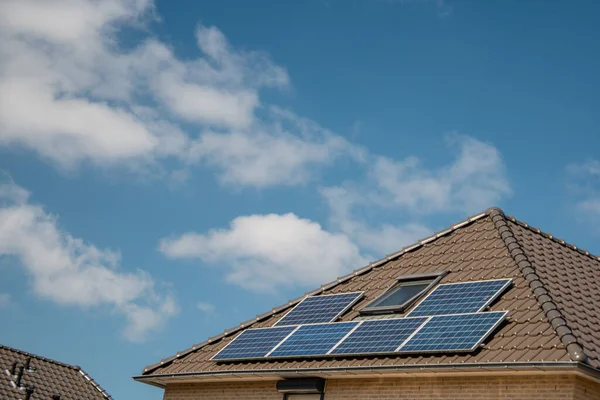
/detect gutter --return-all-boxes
[133,361,600,388]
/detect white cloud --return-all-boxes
[568,160,600,218]
[0,174,176,341]
[320,135,510,254]
[321,186,431,255]
[569,160,600,177]
[190,109,363,187]
[159,213,368,292]
[155,75,258,129]
[0,293,10,308]
[0,0,309,176]
[0,0,388,188]
[0,0,362,186]
[197,301,216,313]
[370,134,510,213]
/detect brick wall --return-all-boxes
[164,381,280,400]
[163,375,600,400]
[574,376,600,400]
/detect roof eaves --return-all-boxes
[487,207,588,364]
[141,211,488,375]
[135,361,596,385]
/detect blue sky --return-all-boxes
[0,0,599,398]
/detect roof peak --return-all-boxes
[487,208,587,363]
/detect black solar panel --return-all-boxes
[212,325,296,360]
[407,279,511,317]
[275,292,363,326]
[268,322,359,357]
[330,317,428,355]
[399,311,507,352]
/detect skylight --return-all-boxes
[360,272,445,315]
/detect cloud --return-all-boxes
[321,186,431,255]
[197,302,216,313]
[0,174,176,341]
[0,0,293,172]
[320,135,510,253]
[567,160,600,219]
[159,213,368,292]
[0,0,358,187]
[569,160,600,177]
[0,293,10,308]
[0,0,370,186]
[189,108,364,187]
[370,134,510,213]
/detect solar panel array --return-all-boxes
[407,279,511,317]
[400,311,508,352]
[212,279,511,361]
[275,292,363,326]
[330,317,428,355]
[269,322,358,357]
[213,311,506,360]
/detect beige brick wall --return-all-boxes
[164,381,281,400]
[574,376,600,400]
[163,375,600,400]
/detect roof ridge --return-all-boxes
[0,344,79,371]
[486,207,588,364]
[0,344,113,399]
[141,210,489,375]
[505,214,600,264]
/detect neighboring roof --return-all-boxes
[0,344,111,400]
[138,207,600,383]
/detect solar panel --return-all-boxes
[406,279,511,317]
[330,317,428,355]
[212,325,297,360]
[268,322,359,357]
[399,311,507,353]
[275,292,363,326]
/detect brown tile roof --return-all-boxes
[0,345,111,400]
[139,207,600,380]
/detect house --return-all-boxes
[135,208,600,400]
[0,344,111,400]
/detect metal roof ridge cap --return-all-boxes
[77,368,113,399]
[141,209,490,375]
[487,207,588,364]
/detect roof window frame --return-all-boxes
[360,271,447,315]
